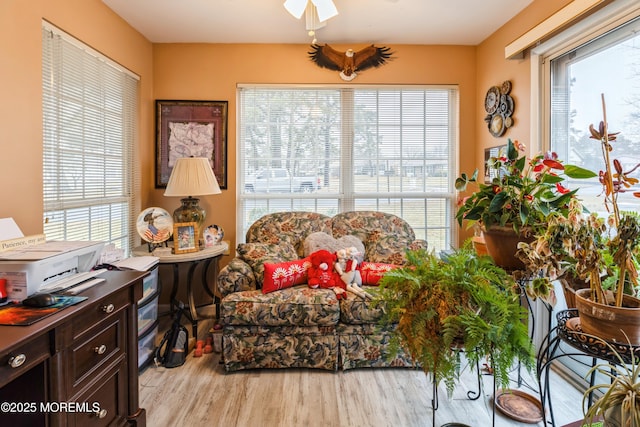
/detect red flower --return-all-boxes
[556,183,570,194]
[543,158,564,170]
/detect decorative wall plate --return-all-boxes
[137,207,173,243]
[484,80,515,137]
[484,86,500,114]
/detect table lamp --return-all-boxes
[164,157,221,231]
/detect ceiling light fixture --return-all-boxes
[284,0,338,42]
[284,0,338,22]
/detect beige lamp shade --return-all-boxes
[164,157,221,197]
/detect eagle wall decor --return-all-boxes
[308,44,393,81]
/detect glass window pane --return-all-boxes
[239,86,457,254]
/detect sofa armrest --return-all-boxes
[217,258,257,297]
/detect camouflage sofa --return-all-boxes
[217,211,428,372]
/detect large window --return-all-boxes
[549,15,640,218]
[539,4,640,382]
[42,22,139,254]
[237,86,458,252]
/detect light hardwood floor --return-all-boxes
[139,309,587,427]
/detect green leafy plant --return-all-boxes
[455,139,595,234]
[518,95,640,307]
[583,337,640,427]
[374,244,534,395]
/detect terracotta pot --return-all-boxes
[575,288,640,345]
[559,274,590,309]
[482,225,533,271]
[471,235,488,257]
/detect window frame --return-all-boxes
[236,84,459,250]
[531,0,640,382]
[41,21,140,254]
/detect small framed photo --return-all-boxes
[484,145,506,184]
[173,222,199,254]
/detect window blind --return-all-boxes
[42,22,139,254]
[238,85,458,252]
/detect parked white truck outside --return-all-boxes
[244,168,321,193]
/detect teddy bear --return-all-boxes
[335,246,370,300]
[307,249,347,300]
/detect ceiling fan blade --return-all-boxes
[283,0,308,20]
[311,0,338,22]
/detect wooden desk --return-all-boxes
[0,270,147,426]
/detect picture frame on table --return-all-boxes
[484,145,506,184]
[173,222,199,254]
[155,100,228,189]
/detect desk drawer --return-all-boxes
[72,289,129,339]
[68,312,125,394]
[67,358,128,427]
[0,333,50,387]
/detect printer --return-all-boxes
[0,240,104,302]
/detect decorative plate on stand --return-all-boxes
[203,224,224,248]
[136,207,173,243]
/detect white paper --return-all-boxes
[113,256,159,271]
[0,218,24,240]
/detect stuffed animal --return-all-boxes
[346,246,363,286]
[307,249,347,300]
[335,247,370,300]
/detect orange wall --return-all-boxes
[151,43,477,254]
[476,0,573,165]
[466,0,573,242]
[0,0,154,236]
[0,0,576,252]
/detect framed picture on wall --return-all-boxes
[173,222,199,254]
[155,100,228,189]
[484,145,506,184]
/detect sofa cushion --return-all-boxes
[303,232,365,258]
[262,258,311,294]
[331,211,427,264]
[359,262,398,285]
[245,212,333,257]
[221,286,341,327]
[365,235,429,264]
[237,242,298,288]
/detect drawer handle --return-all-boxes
[8,354,26,368]
[102,303,115,314]
[94,345,107,355]
[95,409,108,419]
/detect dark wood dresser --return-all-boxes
[0,270,147,427]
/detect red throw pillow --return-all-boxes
[359,262,398,285]
[262,258,311,294]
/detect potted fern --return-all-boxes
[374,244,534,395]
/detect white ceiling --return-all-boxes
[102,0,534,45]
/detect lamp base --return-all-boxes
[172,197,206,231]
